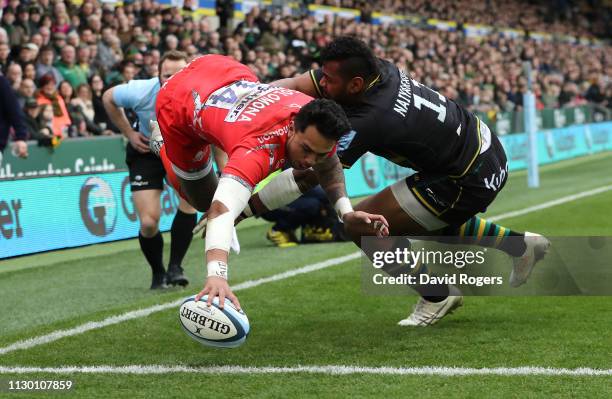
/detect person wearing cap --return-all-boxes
[51,31,67,53]
[28,6,42,33]
[1,7,27,47]
[15,5,33,38]
[0,74,28,165]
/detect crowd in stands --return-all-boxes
[0,0,610,142]
[313,0,611,39]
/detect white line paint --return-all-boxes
[0,365,610,377]
[1,184,611,356]
[0,253,360,356]
[488,184,612,222]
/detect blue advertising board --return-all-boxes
[1,122,610,258]
[0,172,181,259]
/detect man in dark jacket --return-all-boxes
[0,74,28,165]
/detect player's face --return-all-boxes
[159,59,187,86]
[319,61,348,101]
[320,61,364,103]
[287,125,336,170]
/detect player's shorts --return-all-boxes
[391,121,508,231]
[156,85,214,181]
[125,143,166,192]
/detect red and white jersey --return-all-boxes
[156,55,313,188]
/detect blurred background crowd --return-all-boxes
[0,0,610,142]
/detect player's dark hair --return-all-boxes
[294,99,351,141]
[321,36,380,80]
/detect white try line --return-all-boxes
[1,183,611,356]
[0,365,610,377]
[0,253,361,356]
[488,184,612,222]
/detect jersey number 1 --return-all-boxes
[412,79,447,123]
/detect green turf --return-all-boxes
[0,153,611,397]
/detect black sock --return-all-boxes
[139,231,165,275]
[382,260,449,303]
[169,210,196,268]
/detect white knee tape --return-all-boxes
[258,168,301,211]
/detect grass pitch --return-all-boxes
[0,153,611,398]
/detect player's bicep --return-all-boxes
[271,71,320,98]
[111,82,139,109]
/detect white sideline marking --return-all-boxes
[0,365,610,377]
[1,184,611,356]
[0,253,360,356]
[488,184,612,222]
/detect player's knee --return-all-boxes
[139,214,160,236]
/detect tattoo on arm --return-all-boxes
[313,154,347,204]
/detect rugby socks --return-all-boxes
[441,217,527,257]
[169,209,197,268]
[138,231,165,276]
[407,262,449,303]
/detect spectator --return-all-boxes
[0,74,28,163]
[37,103,56,139]
[96,27,118,72]
[55,45,88,88]
[23,98,53,142]
[36,73,71,138]
[51,32,67,53]
[0,41,10,73]
[71,83,113,136]
[5,62,22,91]
[35,46,63,84]
[22,62,36,81]
[16,77,36,108]
[2,8,26,47]
[90,74,115,132]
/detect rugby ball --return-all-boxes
[179,295,250,348]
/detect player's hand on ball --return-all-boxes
[196,276,241,311]
[343,211,389,237]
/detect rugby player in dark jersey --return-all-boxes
[241,37,550,326]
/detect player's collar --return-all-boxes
[365,74,381,92]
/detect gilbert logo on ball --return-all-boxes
[179,295,250,348]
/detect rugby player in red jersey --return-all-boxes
[151,54,389,310]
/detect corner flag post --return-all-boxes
[523,61,540,188]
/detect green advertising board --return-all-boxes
[0,136,127,180]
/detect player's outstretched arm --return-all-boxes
[194,176,252,311]
[271,71,320,98]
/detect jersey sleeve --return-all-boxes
[309,69,324,98]
[112,79,155,110]
[222,144,279,190]
[336,112,377,168]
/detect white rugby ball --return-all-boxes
[179,295,250,348]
